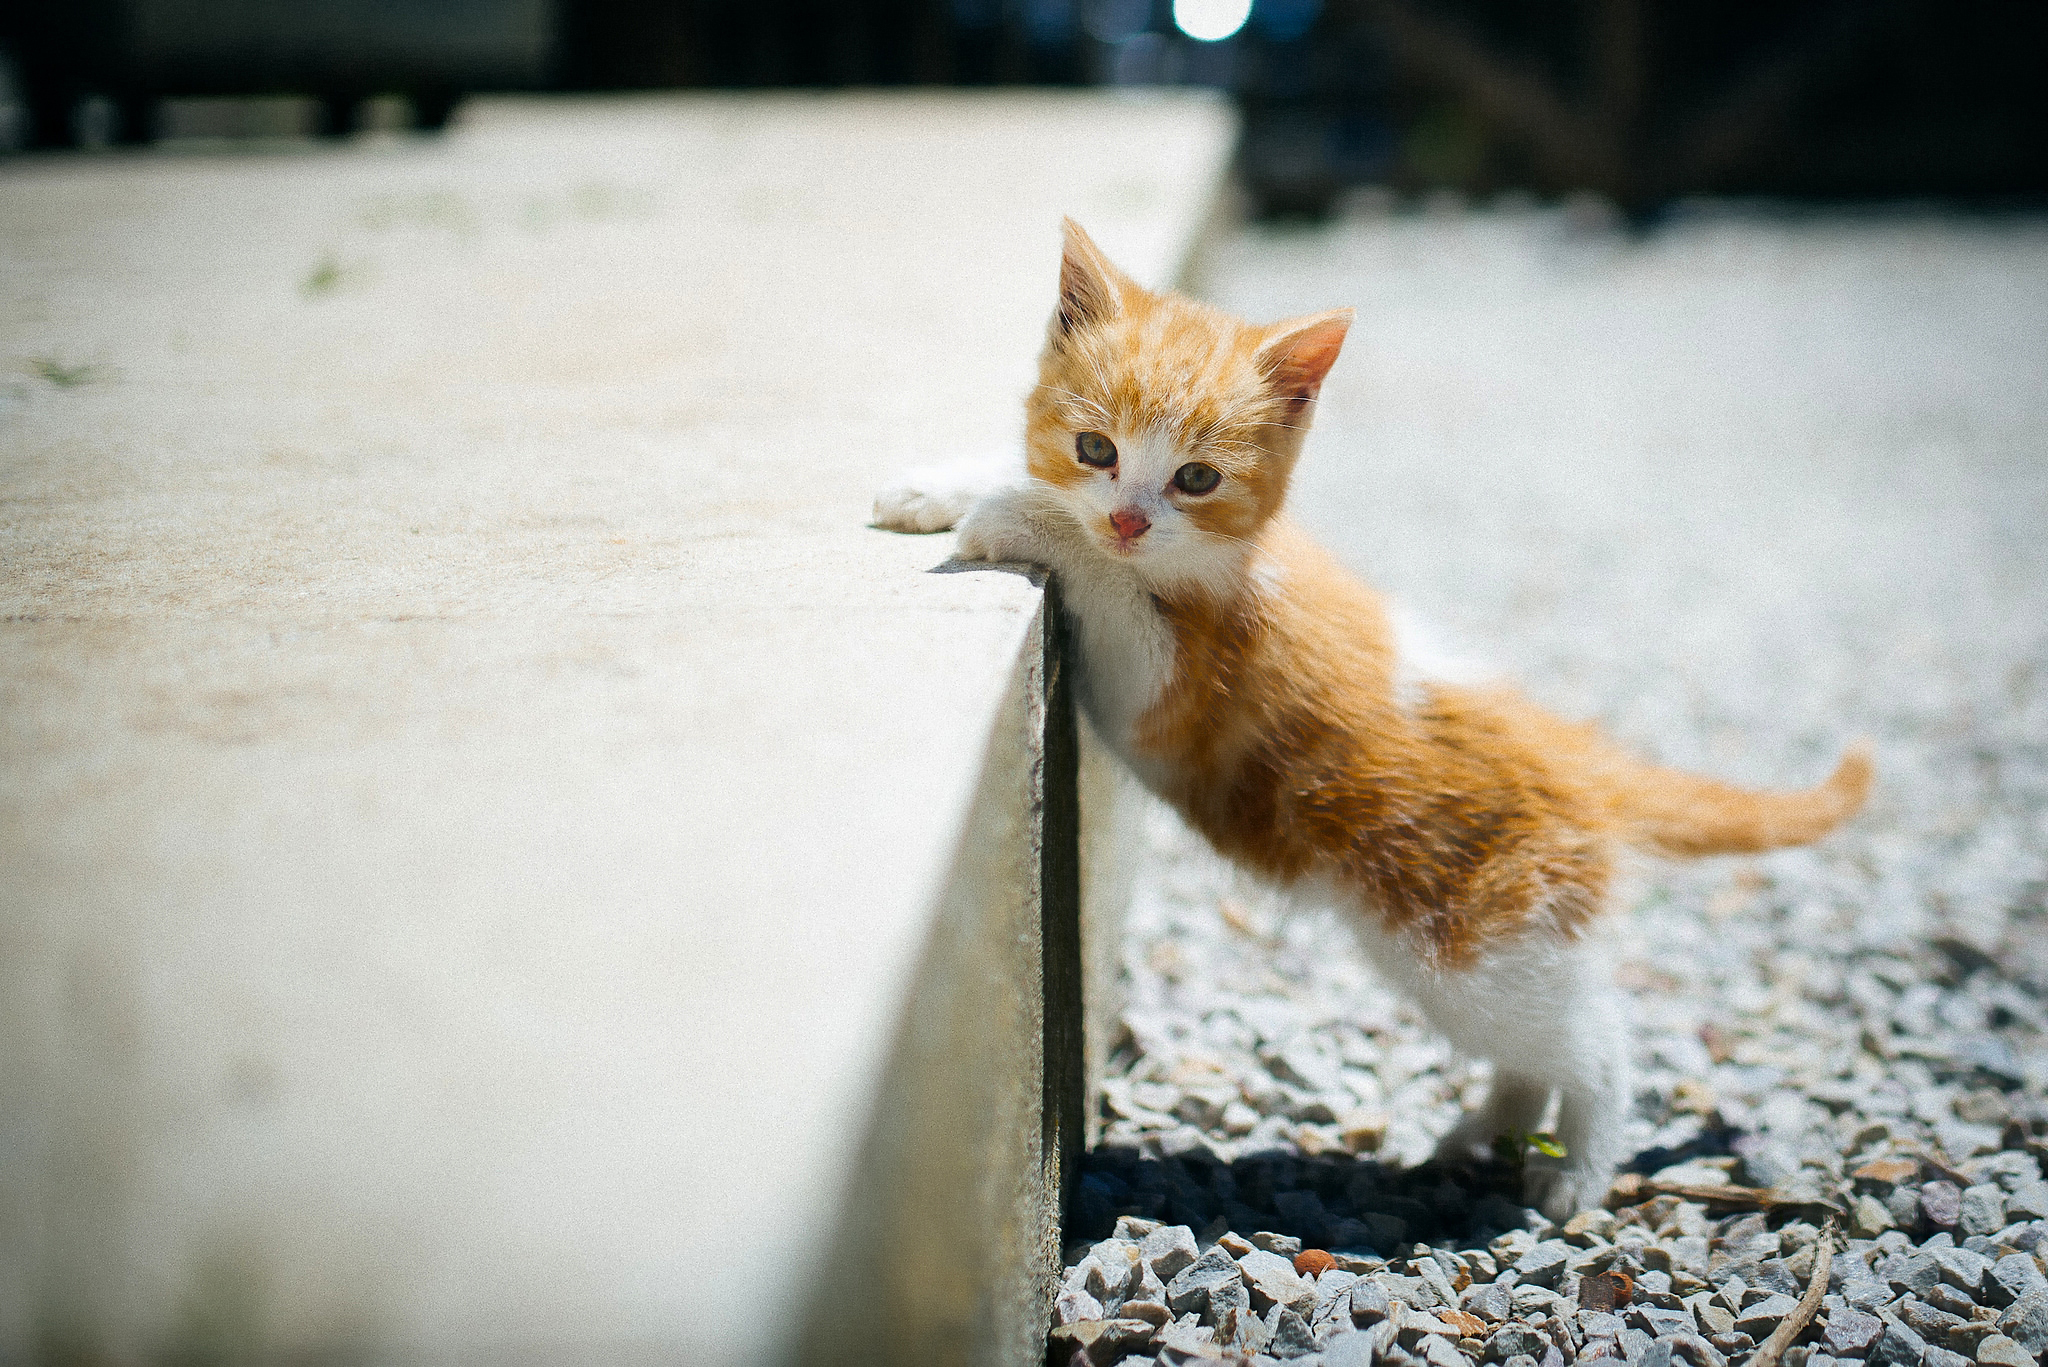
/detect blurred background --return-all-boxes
[3,0,2045,219]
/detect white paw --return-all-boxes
[872,475,975,534]
[1526,1161,1618,1221]
[871,450,1017,534]
[953,486,1042,564]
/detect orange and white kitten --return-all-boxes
[875,220,1872,1217]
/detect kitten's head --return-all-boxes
[1025,218,1350,594]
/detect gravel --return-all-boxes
[1051,202,2048,1366]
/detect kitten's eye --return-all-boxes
[1173,462,1222,495]
[1076,431,1117,469]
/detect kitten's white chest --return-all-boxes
[1057,569,1174,786]
[936,475,1176,782]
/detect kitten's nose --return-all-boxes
[1109,508,1151,541]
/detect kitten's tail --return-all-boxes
[1599,741,1874,857]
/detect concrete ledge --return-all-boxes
[0,92,1232,1362]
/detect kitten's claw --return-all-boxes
[871,451,1018,534]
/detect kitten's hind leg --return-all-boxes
[871,449,1020,533]
[1407,939,1633,1219]
[1518,989,1633,1222]
[1432,1072,1551,1164]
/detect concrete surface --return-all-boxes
[0,91,1233,1364]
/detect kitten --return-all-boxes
[874,220,1871,1218]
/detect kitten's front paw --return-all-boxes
[872,473,975,534]
[871,451,1016,534]
[953,487,1041,564]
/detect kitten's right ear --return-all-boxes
[1054,218,1128,338]
[1257,308,1354,405]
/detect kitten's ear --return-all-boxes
[1257,308,1354,404]
[1054,217,1129,337]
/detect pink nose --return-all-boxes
[1109,508,1151,541]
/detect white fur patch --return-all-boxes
[1249,551,1288,600]
[1385,600,1498,710]
[1060,564,1175,780]
[1417,937,1631,1219]
[871,449,1019,533]
[1309,874,1633,1219]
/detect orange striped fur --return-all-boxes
[1133,520,1871,967]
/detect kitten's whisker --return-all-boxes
[1039,385,1111,423]
[1190,526,1268,557]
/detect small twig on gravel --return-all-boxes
[1606,1172,1842,1215]
[1748,1216,1837,1367]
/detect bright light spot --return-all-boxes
[1172,0,1252,42]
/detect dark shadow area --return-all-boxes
[0,0,544,148]
[1072,1145,1541,1252]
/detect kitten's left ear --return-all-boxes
[1257,308,1354,404]
[1054,217,1134,338]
